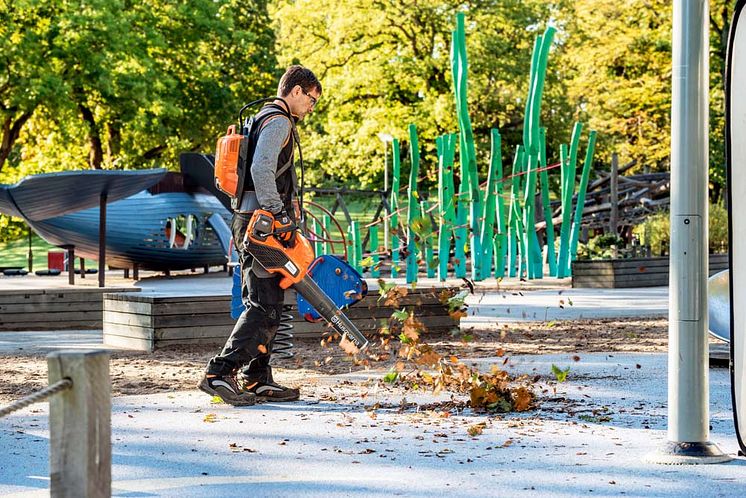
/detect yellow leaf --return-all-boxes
[203,413,217,423]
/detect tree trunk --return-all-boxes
[107,120,121,166]
[78,103,103,169]
[0,111,33,175]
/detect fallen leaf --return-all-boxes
[339,336,360,355]
[257,344,268,354]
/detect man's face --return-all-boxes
[288,85,321,121]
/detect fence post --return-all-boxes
[48,350,111,498]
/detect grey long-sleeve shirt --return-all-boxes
[250,115,292,214]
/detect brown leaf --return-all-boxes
[512,387,533,412]
[449,355,459,363]
[496,348,506,357]
[339,336,359,355]
[257,344,268,354]
[467,424,484,437]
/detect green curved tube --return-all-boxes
[479,129,501,278]
[539,127,557,276]
[390,138,401,278]
[569,130,598,266]
[406,124,420,283]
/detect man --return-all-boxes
[200,65,321,406]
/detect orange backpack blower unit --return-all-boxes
[243,210,369,351]
[214,125,249,197]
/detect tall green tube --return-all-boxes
[556,142,573,278]
[369,224,380,278]
[569,130,598,268]
[452,13,482,280]
[437,133,457,281]
[406,124,420,284]
[538,127,557,276]
[507,146,524,277]
[479,129,501,278]
[390,138,401,278]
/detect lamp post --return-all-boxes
[377,132,394,252]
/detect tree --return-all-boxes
[0,0,279,180]
[0,0,65,174]
[270,0,560,189]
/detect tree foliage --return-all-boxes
[0,0,278,183]
[271,0,563,189]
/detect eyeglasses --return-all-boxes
[302,89,318,107]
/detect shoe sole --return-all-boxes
[198,379,256,406]
[254,394,300,403]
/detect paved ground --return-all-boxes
[1,276,742,497]
[462,287,669,327]
[1,352,743,497]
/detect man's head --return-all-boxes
[277,65,322,121]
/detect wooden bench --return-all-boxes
[103,286,460,351]
[0,287,139,331]
[572,254,729,288]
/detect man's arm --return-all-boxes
[251,116,292,214]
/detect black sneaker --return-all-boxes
[241,379,300,402]
[199,374,256,406]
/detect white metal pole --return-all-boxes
[649,0,730,464]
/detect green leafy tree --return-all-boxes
[270,0,562,189]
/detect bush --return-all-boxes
[632,203,729,255]
[577,233,625,260]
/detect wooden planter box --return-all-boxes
[572,253,729,288]
[103,286,459,351]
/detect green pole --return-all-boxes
[322,215,331,255]
[406,124,420,283]
[312,219,323,257]
[507,146,524,277]
[539,127,557,276]
[391,138,401,278]
[569,130,598,266]
[351,221,363,273]
[437,134,457,281]
[479,129,501,278]
[369,224,380,278]
[556,141,573,278]
[421,200,436,278]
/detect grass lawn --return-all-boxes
[0,235,97,271]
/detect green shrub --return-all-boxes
[632,203,729,255]
[577,233,625,260]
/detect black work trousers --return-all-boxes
[206,212,284,382]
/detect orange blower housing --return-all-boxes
[243,209,316,289]
[242,210,369,350]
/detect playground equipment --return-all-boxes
[707,270,730,342]
[370,14,598,283]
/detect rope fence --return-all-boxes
[0,378,72,418]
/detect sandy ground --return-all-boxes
[0,317,670,405]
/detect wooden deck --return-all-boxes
[0,286,140,331]
[103,286,460,351]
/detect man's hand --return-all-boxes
[273,211,297,245]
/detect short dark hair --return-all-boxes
[278,65,322,97]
